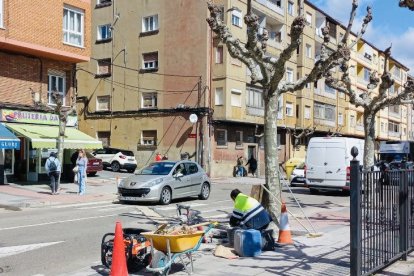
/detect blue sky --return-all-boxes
[309,0,414,73]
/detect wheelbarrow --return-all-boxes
[142,222,215,276]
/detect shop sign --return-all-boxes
[0,109,77,127]
[0,140,20,149]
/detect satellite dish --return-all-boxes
[189,114,198,124]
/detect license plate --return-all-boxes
[128,158,134,161]
[119,196,140,201]
[296,177,305,181]
[93,162,100,165]
[309,179,323,183]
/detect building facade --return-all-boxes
[0,0,97,182]
[77,0,410,178]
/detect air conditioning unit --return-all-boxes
[364,52,372,60]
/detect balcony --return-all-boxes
[389,111,401,119]
[357,52,372,64]
[357,77,369,86]
[314,118,336,127]
[388,131,401,138]
[356,124,364,132]
[256,0,284,16]
[267,38,283,50]
[247,106,265,117]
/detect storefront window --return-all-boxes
[4,149,14,174]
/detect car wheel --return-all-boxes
[309,188,319,195]
[88,172,97,177]
[111,162,120,172]
[159,187,172,205]
[198,182,210,200]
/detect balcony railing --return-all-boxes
[388,131,401,138]
[255,0,284,16]
[314,118,336,127]
[247,106,265,117]
[267,39,283,50]
[356,124,364,132]
[389,110,401,118]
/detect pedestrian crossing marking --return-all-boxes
[0,241,64,259]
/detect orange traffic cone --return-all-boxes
[111,221,128,276]
[276,202,293,246]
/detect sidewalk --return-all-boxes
[2,177,414,275]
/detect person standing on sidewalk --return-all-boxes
[76,149,88,195]
[45,152,61,195]
[246,155,257,176]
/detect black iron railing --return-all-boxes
[350,153,414,276]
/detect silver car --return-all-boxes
[117,161,211,205]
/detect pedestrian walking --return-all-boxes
[162,154,168,160]
[246,155,258,176]
[76,149,88,195]
[236,156,245,177]
[155,152,162,161]
[45,152,61,195]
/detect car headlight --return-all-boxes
[144,178,164,188]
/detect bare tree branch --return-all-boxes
[375,78,414,111]
[400,0,414,10]
[342,0,358,44]
[348,6,373,49]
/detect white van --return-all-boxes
[305,137,364,193]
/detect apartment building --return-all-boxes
[0,0,97,183]
[77,0,410,177]
[76,0,211,170]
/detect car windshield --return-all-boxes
[137,162,175,175]
[121,150,134,156]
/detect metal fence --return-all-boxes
[350,158,414,276]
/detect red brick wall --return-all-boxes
[0,0,91,59]
[0,51,74,106]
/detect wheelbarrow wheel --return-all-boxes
[151,251,170,276]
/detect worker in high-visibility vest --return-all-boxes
[229,189,271,229]
[229,189,277,249]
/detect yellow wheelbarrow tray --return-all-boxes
[143,223,215,275]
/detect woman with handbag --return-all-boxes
[75,149,88,195]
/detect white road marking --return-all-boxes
[0,241,64,259]
[49,201,114,209]
[0,214,118,231]
[77,204,120,210]
[97,206,131,212]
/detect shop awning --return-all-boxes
[0,124,20,149]
[6,123,102,150]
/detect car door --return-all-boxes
[94,149,110,166]
[170,163,191,198]
[185,162,203,196]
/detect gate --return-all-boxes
[350,150,414,275]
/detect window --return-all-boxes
[216,46,223,64]
[305,12,312,26]
[389,85,395,94]
[186,163,198,174]
[231,10,242,27]
[269,31,282,43]
[96,96,110,111]
[314,102,335,121]
[390,105,400,114]
[236,131,243,147]
[277,95,283,119]
[97,0,112,4]
[48,73,66,105]
[142,15,159,32]
[394,67,401,79]
[304,106,311,119]
[305,44,312,58]
[97,24,112,41]
[0,0,3,28]
[325,84,336,94]
[217,129,227,146]
[363,68,371,82]
[247,86,264,108]
[350,115,355,127]
[381,122,384,132]
[141,130,157,146]
[338,113,344,125]
[142,52,158,70]
[231,89,242,107]
[142,92,157,108]
[63,6,84,47]
[215,87,224,106]
[288,1,294,16]
[285,102,294,117]
[286,68,294,82]
[97,58,111,76]
[388,122,400,134]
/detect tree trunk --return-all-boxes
[261,92,281,226]
[56,113,67,186]
[363,111,376,169]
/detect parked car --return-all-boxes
[86,152,103,176]
[71,151,103,176]
[92,147,137,173]
[117,160,211,205]
[290,162,306,187]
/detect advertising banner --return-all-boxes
[0,109,77,127]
